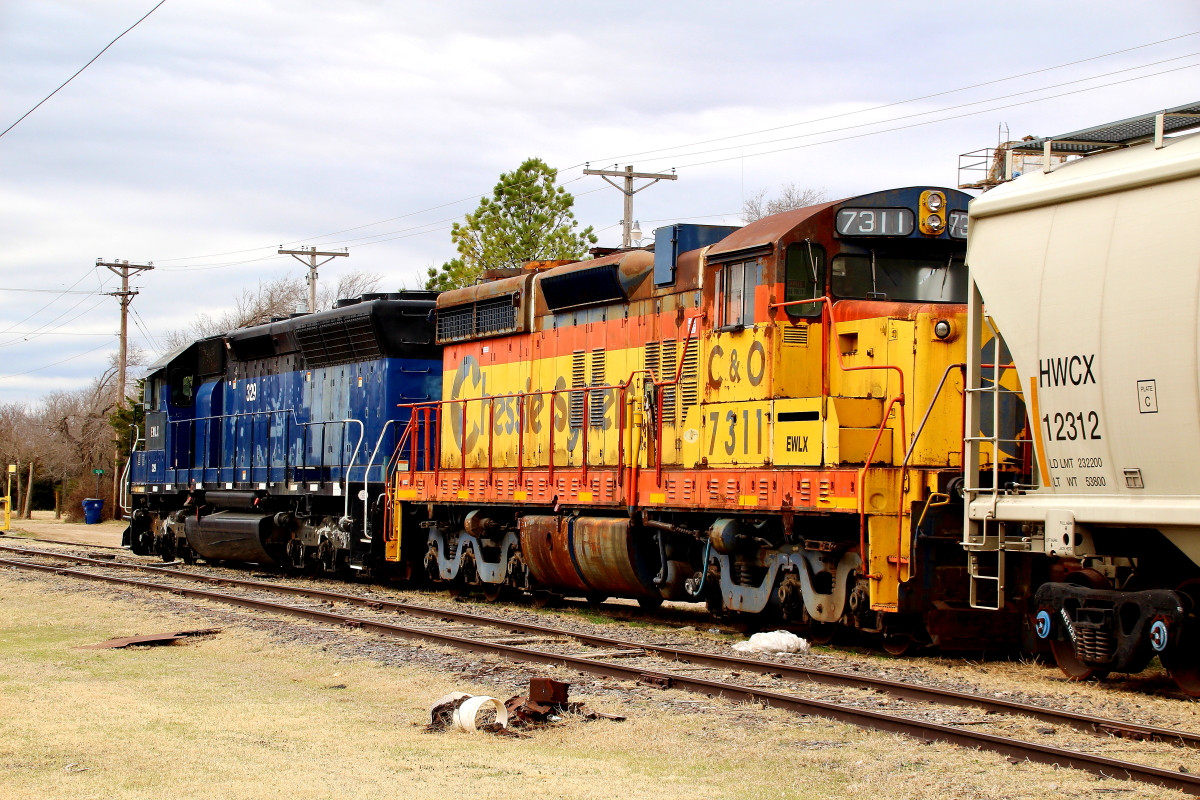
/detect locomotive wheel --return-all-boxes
[637,597,664,611]
[531,590,556,609]
[1050,637,1108,682]
[807,622,840,646]
[482,584,506,603]
[881,634,917,657]
[1162,579,1200,697]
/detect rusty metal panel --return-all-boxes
[571,517,657,598]
[705,202,838,262]
[519,515,589,593]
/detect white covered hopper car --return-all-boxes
[963,102,1200,694]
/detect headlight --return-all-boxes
[934,320,952,339]
[926,193,943,211]
[926,214,944,231]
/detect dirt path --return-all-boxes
[2,509,123,548]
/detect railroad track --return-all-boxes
[2,542,1199,795]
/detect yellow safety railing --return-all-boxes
[1,464,14,532]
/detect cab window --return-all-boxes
[718,259,760,328]
[831,253,966,303]
[784,242,826,318]
[169,368,195,407]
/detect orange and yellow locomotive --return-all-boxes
[389,186,1030,651]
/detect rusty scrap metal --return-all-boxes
[78,628,220,649]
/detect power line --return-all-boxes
[590,31,1200,164]
[0,338,117,380]
[635,52,1200,166]
[0,268,107,336]
[150,174,590,266]
[671,60,1200,171]
[0,295,110,348]
[0,287,102,294]
[0,330,117,337]
[152,184,607,273]
[0,0,169,141]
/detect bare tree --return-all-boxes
[743,183,830,223]
[164,270,386,349]
[318,270,385,310]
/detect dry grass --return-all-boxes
[0,572,1191,800]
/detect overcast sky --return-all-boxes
[1,0,1197,402]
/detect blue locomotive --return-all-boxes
[126,292,440,576]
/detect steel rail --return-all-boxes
[2,542,1198,748]
[2,555,1197,795]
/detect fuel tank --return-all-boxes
[519,516,661,599]
[184,511,288,565]
[201,491,262,510]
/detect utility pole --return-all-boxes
[583,164,678,248]
[97,259,154,414]
[97,258,154,519]
[278,246,349,313]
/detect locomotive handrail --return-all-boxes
[358,417,400,542]
[393,312,702,507]
[150,408,373,491]
[120,423,141,514]
[396,378,641,482]
[340,418,365,520]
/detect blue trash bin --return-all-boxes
[82,498,104,525]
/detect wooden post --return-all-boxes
[21,462,33,519]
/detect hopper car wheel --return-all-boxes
[881,634,917,657]
[585,594,609,607]
[1162,579,1200,697]
[1050,637,1108,682]
[531,590,557,609]
[807,622,840,646]
[1165,658,1200,697]
[446,584,465,599]
[482,584,506,603]
[637,597,664,612]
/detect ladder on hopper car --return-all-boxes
[961,281,1035,610]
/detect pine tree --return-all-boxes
[425,158,596,290]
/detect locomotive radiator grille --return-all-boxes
[680,339,699,410]
[570,351,586,430]
[661,339,677,426]
[589,348,606,427]
[435,295,518,343]
[296,313,382,368]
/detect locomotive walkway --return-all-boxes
[2,541,1199,795]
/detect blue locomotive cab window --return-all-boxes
[784,243,825,318]
[831,254,966,303]
[169,368,195,407]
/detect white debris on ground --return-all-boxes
[731,630,810,655]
